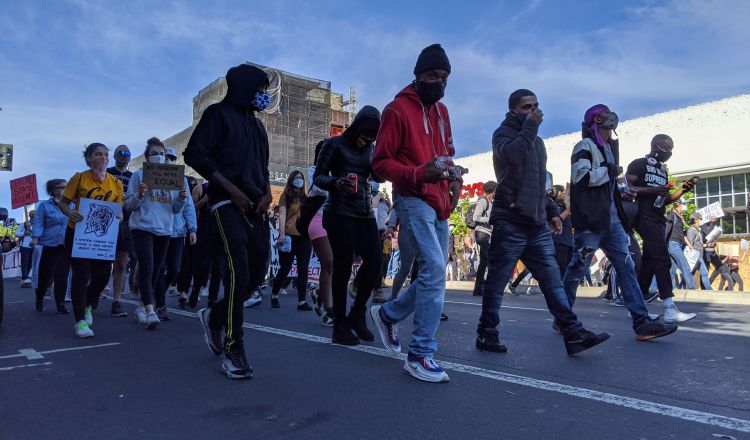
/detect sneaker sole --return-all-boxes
[403,362,450,383]
[76,332,94,339]
[565,333,611,355]
[197,309,223,356]
[222,365,253,380]
[331,337,360,346]
[636,325,678,341]
[147,320,160,330]
[368,306,401,354]
[111,313,128,318]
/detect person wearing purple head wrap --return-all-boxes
[564,104,679,342]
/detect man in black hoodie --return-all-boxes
[475,89,609,356]
[184,64,272,380]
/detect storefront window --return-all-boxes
[734,213,748,234]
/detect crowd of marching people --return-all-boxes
[7,44,748,383]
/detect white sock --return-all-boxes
[663,297,674,307]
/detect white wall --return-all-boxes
[455,94,750,186]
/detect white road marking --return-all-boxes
[444,300,548,312]
[115,298,750,433]
[0,362,52,372]
[0,343,121,361]
[18,348,44,360]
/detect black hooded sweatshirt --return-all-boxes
[184,64,270,207]
[313,105,381,218]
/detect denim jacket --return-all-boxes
[31,198,68,246]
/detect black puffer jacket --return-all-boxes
[490,114,559,226]
[313,106,381,218]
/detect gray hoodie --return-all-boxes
[125,169,186,236]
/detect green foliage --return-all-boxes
[0,223,19,238]
[449,198,471,248]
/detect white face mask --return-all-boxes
[680,205,688,212]
[148,154,165,164]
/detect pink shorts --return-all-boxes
[308,212,327,240]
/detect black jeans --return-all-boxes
[208,205,269,352]
[554,244,572,279]
[323,212,381,320]
[66,228,112,322]
[20,246,33,279]
[272,234,312,301]
[190,214,215,301]
[155,237,185,308]
[177,237,193,293]
[36,245,70,305]
[472,231,491,295]
[635,215,673,300]
[131,229,170,307]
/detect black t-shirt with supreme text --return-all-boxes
[627,157,669,218]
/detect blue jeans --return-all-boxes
[387,248,400,278]
[668,241,696,289]
[381,197,448,357]
[390,196,417,298]
[563,221,649,329]
[694,257,712,290]
[477,218,581,337]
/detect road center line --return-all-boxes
[0,343,121,361]
[115,297,750,433]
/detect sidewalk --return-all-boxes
[444,281,750,306]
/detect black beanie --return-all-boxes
[414,44,451,76]
[508,89,536,110]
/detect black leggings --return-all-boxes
[554,244,572,279]
[131,229,170,307]
[273,234,312,301]
[66,228,112,322]
[20,246,33,280]
[323,212,381,320]
[155,237,185,307]
[36,245,70,306]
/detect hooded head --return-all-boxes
[343,105,381,148]
[223,64,270,111]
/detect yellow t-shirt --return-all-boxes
[284,199,302,236]
[63,170,124,229]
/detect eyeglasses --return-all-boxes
[116,150,131,156]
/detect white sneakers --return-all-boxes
[244,291,263,308]
[134,306,147,324]
[74,321,94,338]
[663,304,697,323]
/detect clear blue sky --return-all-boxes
[1,0,749,219]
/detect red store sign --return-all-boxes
[460,182,486,199]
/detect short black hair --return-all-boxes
[45,179,66,197]
[483,181,497,193]
[508,89,536,110]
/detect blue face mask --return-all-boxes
[292,178,304,189]
[371,182,380,192]
[252,91,271,111]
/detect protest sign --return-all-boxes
[684,248,701,272]
[10,174,38,209]
[2,247,21,278]
[143,163,185,191]
[696,202,724,225]
[741,239,748,252]
[71,198,121,261]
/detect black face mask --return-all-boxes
[654,150,672,162]
[415,81,445,106]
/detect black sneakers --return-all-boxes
[56,303,69,314]
[635,318,678,341]
[564,328,610,355]
[271,297,280,308]
[110,301,128,318]
[222,348,253,380]
[475,334,508,353]
[297,302,313,311]
[332,320,360,346]
[197,308,223,356]
[156,306,170,321]
[348,312,374,342]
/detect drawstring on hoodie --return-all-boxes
[421,103,448,157]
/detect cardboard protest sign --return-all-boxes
[143,163,185,191]
[71,198,121,261]
[10,174,38,209]
[696,202,724,225]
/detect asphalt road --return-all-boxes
[1,278,748,440]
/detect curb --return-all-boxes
[444,281,750,306]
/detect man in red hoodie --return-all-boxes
[369,44,462,383]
